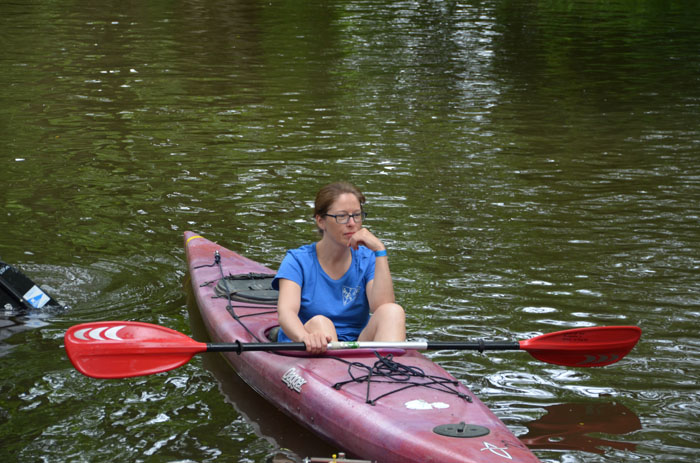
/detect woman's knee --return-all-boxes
[370,303,406,341]
[305,315,337,338]
[375,303,405,322]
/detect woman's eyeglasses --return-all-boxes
[324,211,368,224]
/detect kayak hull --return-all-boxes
[184,232,540,463]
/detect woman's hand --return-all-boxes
[347,227,385,253]
[301,331,331,354]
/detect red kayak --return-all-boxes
[184,231,541,463]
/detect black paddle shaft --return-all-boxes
[207,341,307,354]
[427,341,521,352]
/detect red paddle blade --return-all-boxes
[64,321,207,379]
[519,326,642,367]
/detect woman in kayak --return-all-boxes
[273,182,406,354]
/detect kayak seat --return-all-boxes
[214,273,278,305]
[267,326,280,342]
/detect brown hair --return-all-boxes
[314,182,366,233]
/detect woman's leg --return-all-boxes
[358,303,406,342]
[304,315,339,342]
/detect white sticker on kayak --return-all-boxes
[282,367,306,393]
[405,399,449,410]
[23,285,50,309]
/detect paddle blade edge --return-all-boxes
[519,326,642,367]
[64,321,207,379]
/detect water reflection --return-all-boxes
[521,402,641,454]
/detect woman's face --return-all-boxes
[318,193,363,245]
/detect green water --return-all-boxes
[1,1,699,462]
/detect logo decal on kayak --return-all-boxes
[23,285,51,309]
[405,399,449,410]
[73,325,126,341]
[282,367,306,393]
[342,286,360,306]
[481,442,512,459]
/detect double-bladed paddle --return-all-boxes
[64,321,641,379]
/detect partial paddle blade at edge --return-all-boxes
[519,326,642,367]
[64,321,208,379]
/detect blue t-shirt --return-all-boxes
[273,244,376,342]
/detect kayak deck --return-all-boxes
[184,232,540,463]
